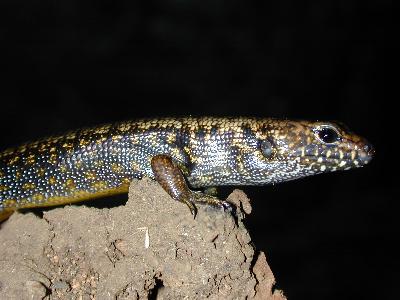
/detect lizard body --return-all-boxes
[0,117,374,220]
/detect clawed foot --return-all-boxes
[187,191,233,216]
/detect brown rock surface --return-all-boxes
[0,178,286,299]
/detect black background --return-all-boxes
[0,1,397,299]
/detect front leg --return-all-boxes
[150,154,230,217]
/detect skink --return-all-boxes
[0,117,374,220]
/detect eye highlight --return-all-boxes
[260,139,273,158]
[314,126,341,144]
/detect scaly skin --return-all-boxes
[0,117,374,220]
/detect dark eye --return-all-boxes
[260,139,273,158]
[316,126,340,144]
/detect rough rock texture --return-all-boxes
[0,178,286,299]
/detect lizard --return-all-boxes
[0,117,374,221]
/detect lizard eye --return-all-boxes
[260,139,273,158]
[315,126,341,144]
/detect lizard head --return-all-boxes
[249,119,375,184]
[185,117,374,187]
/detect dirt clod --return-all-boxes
[0,178,286,299]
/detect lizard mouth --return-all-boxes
[302,143,375,169]
[303,156,356,169]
